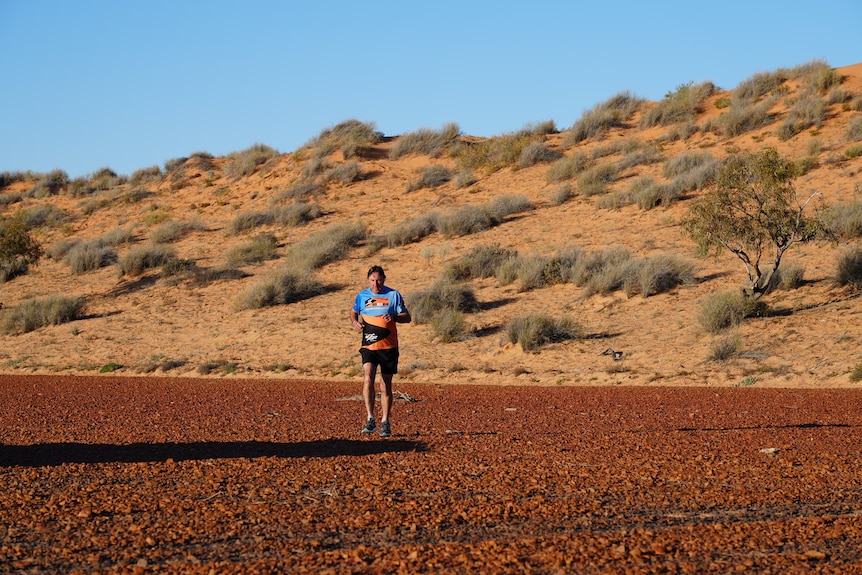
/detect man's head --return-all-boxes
[367,265,385,293]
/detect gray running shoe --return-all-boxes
[379,420,391,438]
[361,417,376,434]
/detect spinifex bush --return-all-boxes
[284,222,366,270]
[226,233,278,266]
[389,123,460,159]
[407,165,452,191]
[117,244,176,277]
[234,266,323,310]
[698,290,764,334]
[506,314,581,352]
[0,295,84,335]
[409,281,480,324]
[835,247,862,290]
[430,308,470,343]
[224,143,279,178]
[441,243,518,282]
[564,91,644,145]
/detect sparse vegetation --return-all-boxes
[564,91,645,145]
[226,233,279,265]
[224,144,279,178]
[834,247,862,290]
[409,281,480,324]
[506,314,581,351]
[234,267,323,310]
[0,295,84,334]
[390,123,461,159]
[407,165,452,192]
[708,333,742,361]
[117,244,177,277]
[698,290,764,334]
[640,81,717,128]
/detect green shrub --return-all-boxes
[0,295,84,334]
[849,364,862,383]
[0,215,42,282]
[118,244,176,276]
[715,96,731,109]
[234,266,323,310]
[226,233,278,265]
[698,290,762,334]
[506,314,581,352]
[389,123,460,159]
[846,145,862,159]
[407,165,452,191]
[835,247,862,289]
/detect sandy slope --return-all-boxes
[1,63,861,389]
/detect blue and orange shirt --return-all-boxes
[352,286,407,350]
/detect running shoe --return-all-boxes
[379,420,391,438]
[361,417,376,434]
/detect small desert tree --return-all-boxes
[682,148,825,299]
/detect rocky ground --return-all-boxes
[2,375,862,574]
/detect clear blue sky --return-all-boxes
[1,0,859,179]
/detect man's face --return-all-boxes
[368,272,385,294]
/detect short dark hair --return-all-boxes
[367,265,385,278]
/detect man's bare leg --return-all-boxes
[380,372,394,422]
[363,362,377,420]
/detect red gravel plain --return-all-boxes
[1,375,862,574]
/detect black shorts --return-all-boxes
[359,347,399,374]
